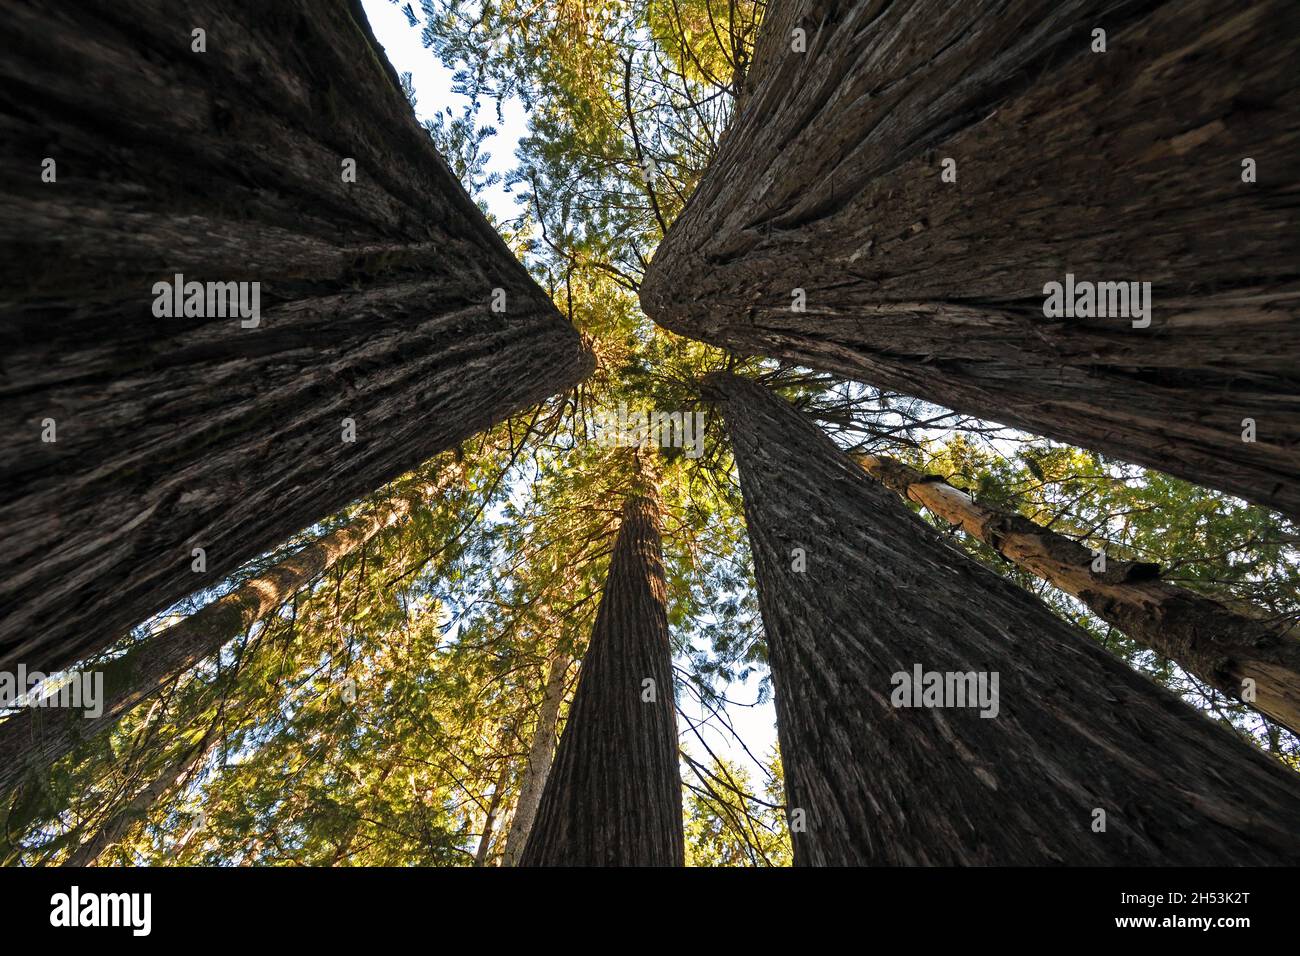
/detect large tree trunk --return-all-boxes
[859,453,1300,736]
[502,651,571,867]
[643,0,1300,520]
[0,0,591,674]
[519,491,684,866]
[708,373,1300,865]
[0,465,461,800]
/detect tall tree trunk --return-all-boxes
[0,0,592,675]
[62,738,216,867]
[502,651,570,866]
[0,465,461,800]
[520,490,684,866]
[708,373,1300,865]
[473,750,514,867]
[643,0,1300,520]
[858,453,1300,736]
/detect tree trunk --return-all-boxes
[62,738,216,867]
[473,752,513,867]
[0,465,461,800]
[0,0,592,675]
[859,453,1300,736]
[643,0,1300,520]
[519,492,684,866]
[502,651,570,866]
[708,373,1300,865]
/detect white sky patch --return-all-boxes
[362,0,528,219]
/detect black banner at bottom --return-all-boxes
[0,866,1286,943]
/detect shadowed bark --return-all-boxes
[857,453,1300,736]
[0,0,592,674]
[520,492,684,866]
[709,373,1300,865]
[0,465,462,800]
[644,0,1300,519]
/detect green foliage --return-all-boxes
[425,103,502,208]
[898,431,1300,762]
[5,0,1295,870]
[683,751,789,867]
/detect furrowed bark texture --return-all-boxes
[0,0,591,673]
[0,467,460,800]
[860,453,1300,736]
[519,495,684,866]
[710,374,1300,865]
[502,651,571,867]
[644,0,1300,519]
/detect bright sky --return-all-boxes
[363,0,527,217]
[362,1,782,786]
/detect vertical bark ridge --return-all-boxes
[0,0,592,673]
[643,0,1300,519]
[520,492,684,866]
[709,373,1300,865]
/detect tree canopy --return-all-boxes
[2,0,1296,867]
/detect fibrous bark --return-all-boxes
[520,493,684,866]
[859,453,1300,736]
[0,465,460,800]
[0,0,591,673]
[644,0,1300,519]
[709,373,1300,865]
[502,651,570,867]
